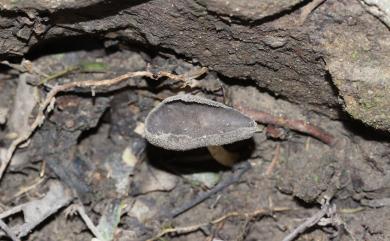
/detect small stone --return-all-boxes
[263,36,287,49]
[16,26,32,40]
[33,22,46,35]
[128,198,157,223]
[183,172,221,189]
[133,122,145,137]
[131,162,178,195]
[65,119,75,129]
[122,147,139,167]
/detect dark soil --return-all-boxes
[0,1,390,241]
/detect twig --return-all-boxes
[266,143,281,176]
[234,103,335,145]
[0,69,204,180]
[206,221,224,241]
[0,205,23,220]
[39,66,78,85]
[170,161,251,218]
[0,218,20,241]
[149,223,207,241]
[4,177,46,204]
[73,204,105,241]
[148,207,289,241]
[282,198,331,241]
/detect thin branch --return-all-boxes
[266,143,281,175]
[148,207,289,241]
[234,103,335,145]
[0,218,20,241]
[282,199,331,241]
[74,204,105,241]
[170,161,251,218]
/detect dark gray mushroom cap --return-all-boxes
[144,95,257,150]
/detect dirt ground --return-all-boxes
[0,44,389,241]
[0,1,390,240]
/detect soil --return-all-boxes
[0,1,390,241]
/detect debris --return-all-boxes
[170,161,251,218]
[3,176,46,204]
[234,102,335,145]
[263,36,288,49]
[128,198,159,223]
[0,59,39,74]
[39,61,107,85]
[281,197,334,241]
[0,148,29,170]
[265,125,287,140]
[8,73,38,134]
[121,146,139,168]
[1,69,205,180]
[183,172,221,189]
[181,67,208,88]
[0,181,73,239]
[109,147,140,195]
[131,162,178,194]
[97,199,124,241]
[148,206,289,241]
[0,218,20,241]
[0,107,8,125]
[69,203,105,241]
[133,122,145,137]
[265,143,281,176]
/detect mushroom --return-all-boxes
[144,94,257,166]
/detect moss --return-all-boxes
[350,50,359,61]
[341,81,390,131]
[312,174,320,184]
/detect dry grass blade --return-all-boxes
[148,207,289,241]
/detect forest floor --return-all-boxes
[0,43,390,241]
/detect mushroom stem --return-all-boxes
[207,145,240,167]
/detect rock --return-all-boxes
[360,0,390,28]
[194,0,304,21]
[323,16,390,131]
[131,162,178,194]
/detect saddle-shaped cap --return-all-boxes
[145,95,257,150]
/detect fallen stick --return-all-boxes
[234,103,335,145]
[170,161,251,218]
[148,206,289,241]
[282,198,331,241]
[0,218,20,241]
